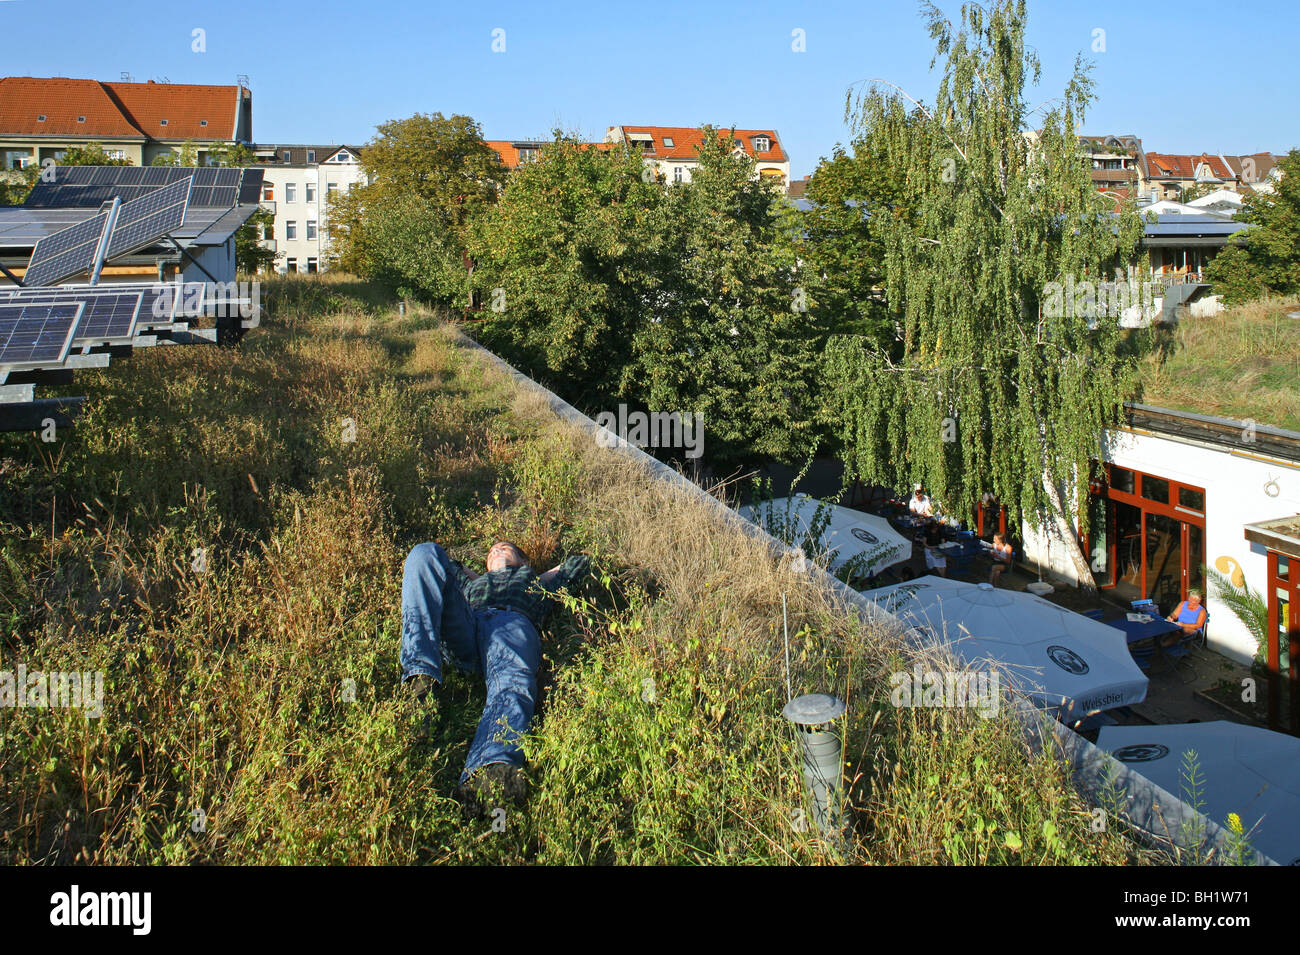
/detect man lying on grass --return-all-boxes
[399,539,591,811]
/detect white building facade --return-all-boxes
[252,144,367,273]
[1019,409,1300,671]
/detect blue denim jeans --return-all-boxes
[400,542,542,782]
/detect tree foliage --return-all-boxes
[327,113,505,302]
[1204,149,1300,304]
[467,130,826,465]
[823,0,1145,589]
[799,133,917,344]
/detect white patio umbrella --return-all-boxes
[739,494,911,579]
[863,575,1149,720]
[1097,721,1300,865]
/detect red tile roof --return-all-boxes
[1145,152,1235,180]
[0,76,242,140]
[611,126,787,163]
[484,140,611,169]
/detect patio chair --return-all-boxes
[1163,611,1208,683]
[1128,638,1157,671]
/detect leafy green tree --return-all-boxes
[799,133,916,344]
[467,133,666,404]
[635,127,826,464]
[823,0,1145,591]
[1205,150,1300,303]
[151,139,199,166]
[328,113,505,302]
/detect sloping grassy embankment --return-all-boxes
[0,274,1154,864]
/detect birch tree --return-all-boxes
[823,0,1145,592]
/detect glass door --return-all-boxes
[1145,513,1183,614]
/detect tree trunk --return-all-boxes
[1042,469,1099,596]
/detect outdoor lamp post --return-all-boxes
[782,692,847,836]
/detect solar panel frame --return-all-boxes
[0,288,144,343]
[22,212,110,287]
[0,302,85,368]
[105,177,192,260]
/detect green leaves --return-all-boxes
[826,0,1147,578]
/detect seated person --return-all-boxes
[989,533,1013,585]
[1163,589,1207,647]
[908,485,934,518]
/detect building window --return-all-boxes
[306,257,319,274]
[106,149,125,161]
[262,183,274,201]
[283,150,291,162]
[336,151,350,161]
[286,257,297,272]
[306,220,317,240]
[36,114,46,122]
[327,182,338,195]
[160,119,168,127]
[77,115,86,123]
[200,120,208,127]
[305,182,315,202]
[674,166,683,183]
[285,183,296,202]
[286,221,297,240]
[754,135,770,152]
[662,137,674,148]
[307,150,315,163]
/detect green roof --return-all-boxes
[1138,297,1300,434]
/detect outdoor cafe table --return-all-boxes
[1105,614,1182,645]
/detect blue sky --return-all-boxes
[4,0,1298,178]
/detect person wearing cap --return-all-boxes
[399,539,591,808]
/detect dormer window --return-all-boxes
[160,119,168,126]
[200,120,208,127]
[37,114,46,122]
[307,150,315,162]
[283,150,291,162]
[336,151,350,161]
[753,135,770,152]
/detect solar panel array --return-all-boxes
[0,287,144,342]
[0,302,84,367]
[105,177,192,259]
[22,212,110,288]
[26,166,243,209]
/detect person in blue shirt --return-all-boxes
[399,539,591,808]
[1163,588,1207,646]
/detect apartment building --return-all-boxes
[0,76,251,170]
[604,125,790,188]
[251,144,367,273]
[1078,134,1147,201]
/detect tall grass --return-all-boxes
[1141,295,1300,431]
[0,274,1154,864]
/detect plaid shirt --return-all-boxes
[452,555,591,630]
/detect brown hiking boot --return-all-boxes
[455,762,529,819]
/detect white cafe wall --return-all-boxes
[1019,426,1300,665]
